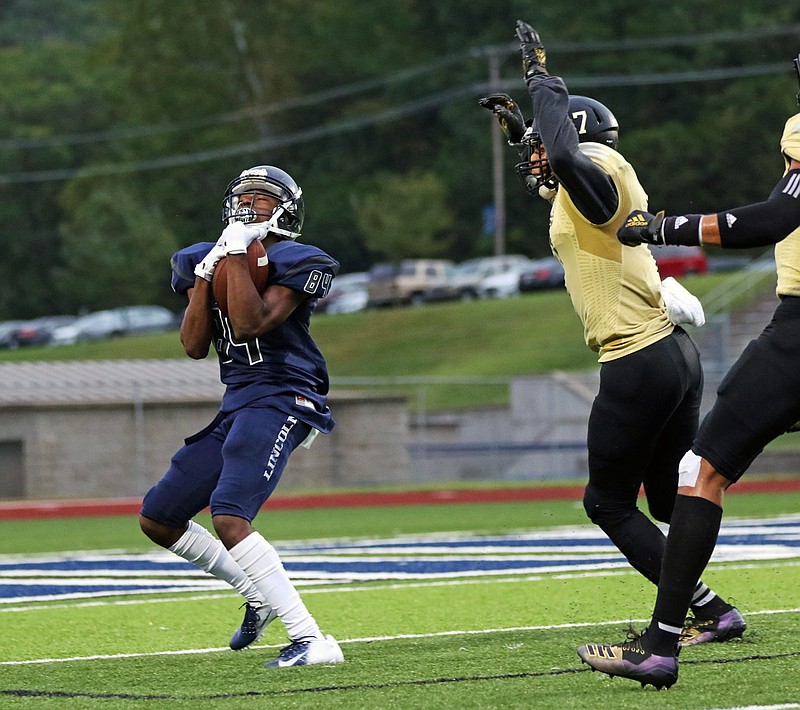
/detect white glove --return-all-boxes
[220,221,269,255]
[661,276,705,328]
[193,242,226,282]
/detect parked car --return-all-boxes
[518,257,566,292]
[50,310,124,345]
[50,305,178,345]
[477,260,536,299]
[429,254,531,301]
[316,271,369,314]
[0,320,25,349]
[366,259,453,308]
[650,245,708,278]
[13,315,78,347]
[116,305,180,335]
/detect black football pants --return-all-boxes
[583,327,703,584]
[694,295,800,481]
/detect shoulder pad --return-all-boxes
[781,112,800,165]
[267,241,340,298]
[171,242,214,295]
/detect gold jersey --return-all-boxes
[550,142,673,362]
[775,112,800,297]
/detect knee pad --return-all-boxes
[678,449,702,488]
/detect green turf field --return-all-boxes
[1,491,799,709]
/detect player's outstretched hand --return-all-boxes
[617,210,666,247]
[220,221,269,255]
[516,20,548,82]
[478,93,527,144]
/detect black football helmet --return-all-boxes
[515,95,619,195]
[221,165,305,240]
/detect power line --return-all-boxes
[0,60,792,186]
[0,85,476,184]
[520,62,791,89]
[2,23,798,151]
[0,52,476,150]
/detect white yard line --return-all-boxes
[2,606,799,667]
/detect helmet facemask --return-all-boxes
[514,125,557,197]
[221,166,305,240]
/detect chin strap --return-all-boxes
[538,184,558,202]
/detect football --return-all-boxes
[212,240,270,315]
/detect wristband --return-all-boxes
[662,214,703,246]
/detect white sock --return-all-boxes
[169,521,264,606]
[230,531,323,642]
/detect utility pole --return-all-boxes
[488,49,506,256]
[222,0,270,141]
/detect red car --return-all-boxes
[649,245,708,278]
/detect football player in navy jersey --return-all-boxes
[480,21,742,668]
[139,165,344,668]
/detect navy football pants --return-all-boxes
[141,405,312,527]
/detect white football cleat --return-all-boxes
[265,634,344,668]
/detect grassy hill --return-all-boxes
[0,274,733,379]
[4,272,797,453]
[0,274,737,410]
[0,273,731,372]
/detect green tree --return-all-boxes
[1,0,799,316]
[55,180,178,311]
[353,170,454,260]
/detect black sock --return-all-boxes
[689,580,732,618]
[595,509,666,585]
[646,495,723,655]
[692,593,732,618]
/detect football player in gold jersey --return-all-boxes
[577,69,800,689]
[480,20,742,665]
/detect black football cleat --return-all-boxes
[577,633,678,690]
[679,606,746,647]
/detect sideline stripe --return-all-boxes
[2,478,799,519]
[0,488,583,520]
[2,606,799,667]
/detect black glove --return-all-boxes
[794,53,800,106]
[617,210,666,246]
[516,20,548,83]
[478,93,527,144]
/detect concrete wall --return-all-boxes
[0,394,410,500]
[409,373,594,482]
[2,366,793,502]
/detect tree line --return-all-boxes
[1,0,798,319]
